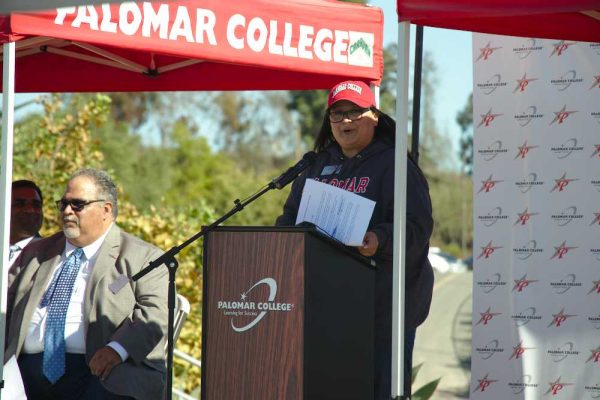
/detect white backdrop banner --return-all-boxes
[470,34,600,399]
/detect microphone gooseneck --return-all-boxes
[272,151,317,190]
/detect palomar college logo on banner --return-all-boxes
[550,40,577,57]
[514,208,539,225]
[478,175,503,193]
[550,70,584,91]
[550,273,582,294]
[513,72,538,93]
[512,274,538,293]
[514,105,544,127]
[511,307,542,327]
[585,384,600,399]
[550,105,577,125]
[473,374,498,393]
[550,241,577,260]
[586,346,600,363]
[551,206,583,226]
[550,138,584,159]
[478,241,502,259]
[475,339,505,360]
[544,377,574,396]
[478,140,508,161]
[515,173,545,193]
[217,277,293,332]
[508,375,538,395]
[476,307,502,326]
[477,273,507,293]
[513,240,543,260]
[476,42,501,61]
[477,74,508,95]
[513,38,543,59]
[550,173,578,192]
[509,341,535,360]
[478,206,508,227]
[514,141,539,160]
[547,342,579,362]
[477,109,503,128]
[548,308,576,328]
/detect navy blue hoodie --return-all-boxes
[276,137,434,329]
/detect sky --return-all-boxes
[369,0,473,167]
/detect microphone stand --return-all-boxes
[131,179,281,400]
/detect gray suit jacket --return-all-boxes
[5,225,168,400]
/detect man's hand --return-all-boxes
[89,346,122,381]
[358,231,378,257]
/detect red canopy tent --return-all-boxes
[388,1,600,398]
[0,0,383,92]
[0,1,384,395]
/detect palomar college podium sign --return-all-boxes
[202,226,375,400]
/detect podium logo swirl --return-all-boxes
[217,277,294,333]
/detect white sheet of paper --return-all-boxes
[3,355,27,400]
[295,179,375,246]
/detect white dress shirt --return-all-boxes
[23,224,128,361]
[8,236,36,269]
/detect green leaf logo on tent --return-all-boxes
[349,37,371,57]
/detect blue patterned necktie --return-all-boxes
[41,247,84,384]
[8,244,20,261]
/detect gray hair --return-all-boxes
[70,168,118,218]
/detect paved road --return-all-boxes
[412,271,473,399]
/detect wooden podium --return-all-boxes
[201,226,376,400]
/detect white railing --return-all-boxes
[172,349,201,400]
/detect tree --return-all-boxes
[456,93,473,176]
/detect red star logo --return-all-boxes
[550,105,577,125]
[476,42,502,62]
[550,172,578,192]
[473,373,498,392]
[591,145,600,158]
[477,108,503,128]
[589,280,600,295]
[514,208,538,225]
[586,346,600,363]
[509,341,535,359]
[512,274,538,292]
[476,307,501,326]
[477,174,503,193]
[550,40,577,57]
[550,241,577,260]
[548,309,576,327]
[589,75,600,90]
[545,376,574,395]
[513,73,538,93]
[591,213,600,226]
[514,140,538,159]
[477,241,502,259]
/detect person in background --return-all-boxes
[5,168,168,400]
[276,81,434,399]
[9,179,44,268]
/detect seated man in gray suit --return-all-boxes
[5,168,168,400]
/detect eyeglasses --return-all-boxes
[56,198,105,212]
[328,107,370,123]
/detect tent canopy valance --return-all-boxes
[0,0,384,92]
[395,0,600,42]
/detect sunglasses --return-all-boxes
[56,198,105,212]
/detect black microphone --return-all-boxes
[272,151,317,189]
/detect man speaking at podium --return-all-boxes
[276,81,434,399]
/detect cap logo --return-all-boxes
[332,82,363,98]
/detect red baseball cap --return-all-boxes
[327,80,375,108]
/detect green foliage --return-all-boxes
[411,363,441,400]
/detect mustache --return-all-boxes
[63,216,79,224]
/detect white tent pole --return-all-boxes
[392,21,410,398]
[0,42,16,392]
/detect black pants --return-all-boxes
[18,353,134,400]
